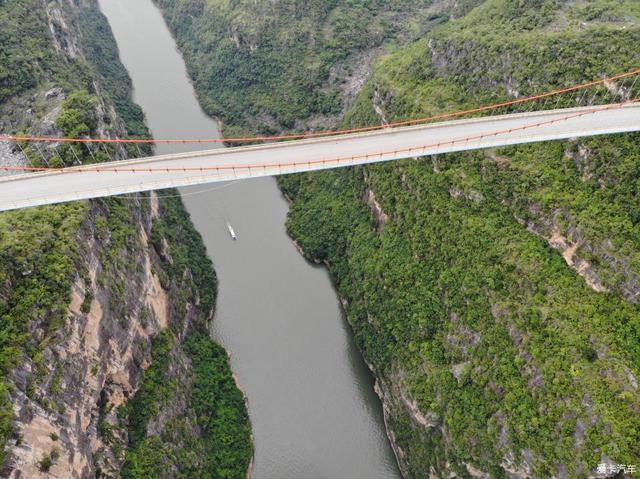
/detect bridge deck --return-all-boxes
[0,103,639,211]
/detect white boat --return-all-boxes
[227,222,237,240]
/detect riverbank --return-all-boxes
[0,1,251,477]
[102,1,402,477]
[150,1,640,476]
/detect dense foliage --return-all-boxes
[154,0,443,137]
[158,0,640,476]
[0,203,88,462]
[76,5,149,142]
[150,196,217,323]
[123,332,252,479]
[0,0,58,103]
[0,0,104,462]
[282,1,640,476]
[183,332,252,476]
[125,331,177,450]
[0,0,251,475]
[123,199,252,479]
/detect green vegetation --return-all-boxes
[281,155,640,475]
[0,1,251,476]
[282,1,640,476]
[0,0,147,143]
[38,447,59,473]
[125,331,176,450]
[0,0,58,103]
[155,0,440,137]
[0,0,128,463]
[343,0,640,299]
[123,332,252,479]
[123,199,252,479]
[158,0,640,476]
[0,203,88,462]
[150,195,217,324]
[76,5,149,143]
[183,332,252,476]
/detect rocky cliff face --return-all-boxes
[3,195,195,479]
[280,2,640,477]
[51,0,639,477]
[0,1,251,477]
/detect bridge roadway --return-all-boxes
[0,103,639,212]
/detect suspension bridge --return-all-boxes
[0,70,639,212]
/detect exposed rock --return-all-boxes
[329,47,385,110]
[372,86,390,126]
[449,186,484,203]
[523,205,640,303]
[145,345,192,439]
[623,366,638,391]
[565,143,595,182]
[149,192,160,219]
[492,410,509,447]
[0,142,26,177]
[574,419,586,448]
[363,189,389,231]
[46,2,82,59]
[465,462,491,479]
[603,79,632,102]
[550,230,608,293]
[501,450,535,479]
[484,149,511,168]
[400,391,439,428]
[427,37,522,97]
[431,155,442,173]
[4,199,186,478]
[556,463,569,479]
[446,318,481,355]
[522,353,544,389]
[0,2,245,478]
[45,87,64,100]
[504,322,545,389]
[524,207,609,293]
[450,362,470,382]
[0,12,200,472]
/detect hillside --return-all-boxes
[0,1,251,477]
[156,0,640,477]
[283,1,640,477]
[153,0,456,137]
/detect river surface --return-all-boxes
[98,1,400,477]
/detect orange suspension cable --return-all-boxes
[0,99,635,175]
[1,68,639,145]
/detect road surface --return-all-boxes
[0,103,638,211]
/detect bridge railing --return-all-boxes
[1,68,639,176]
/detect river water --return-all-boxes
[98,1,400,477]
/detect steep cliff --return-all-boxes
[282,1,640,477]
[153,0,451,137]
[151,0,639,477]
[0,1,251,478]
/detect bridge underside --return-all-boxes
[0,103,639,212]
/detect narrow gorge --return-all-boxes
[99,0,402,477]
[153,0,640,477]
[1,0,639,478]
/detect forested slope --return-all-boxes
[282,1,640,477]
[155,0,640,477]
[153,0,459,137]
[0,1,251,477]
